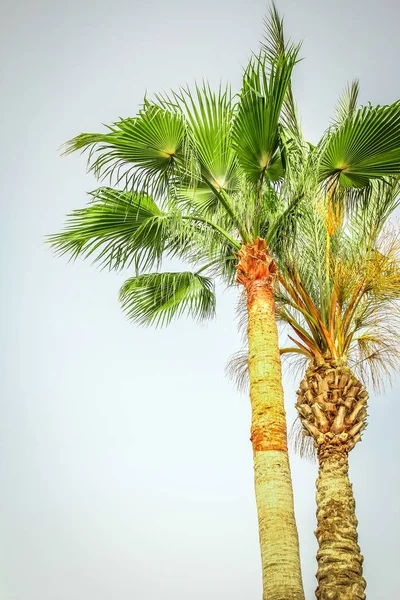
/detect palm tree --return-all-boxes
[275,168,400,599]
[230,176,400,599]
[48,6,400,599]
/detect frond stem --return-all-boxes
[181,215,241,249]
[203,178,250,243]
[196,259,221,274]
[280,346,312,358]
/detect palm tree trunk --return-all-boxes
[316,449,366,600]
[247,278,304,600]
[295,362,367,599]
[238,238,305,600]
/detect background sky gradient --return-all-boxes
[2,0,400,598]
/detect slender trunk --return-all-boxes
[295,362,367,599]
[238,239,305,600]
[247,280,304,599]
[316,449,366,600]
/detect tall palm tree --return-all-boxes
[230,176,400,599]
[49,7,400,599]
[275,167,400,599]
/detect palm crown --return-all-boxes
[277,176,400,388]
[49,8,400,328]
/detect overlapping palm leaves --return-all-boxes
[277,178,400,387]
[50,4,400,344]
[49,17,305,319]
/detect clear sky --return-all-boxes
[2,0,400,598]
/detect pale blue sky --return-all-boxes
[2,0,400,598]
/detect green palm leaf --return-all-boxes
[169,84,237,192]
[119,271,216,326]
[232,48,299,185]
[47,187,176,271]
[153,85,250,240]
[261,2,302,139]
[63,102,187,193]
[319,101,400,186]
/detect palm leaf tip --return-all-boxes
[61,133,102,156]
[262,2,286,57]
[333,79,360,126]
[119,271,216,327]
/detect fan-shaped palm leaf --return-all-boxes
[232,48,299,185]
[319,101,400,187]
[63,102,188,195]
[48,185,242,273]
[48,187,168,270]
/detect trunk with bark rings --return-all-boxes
[237,238,305,600]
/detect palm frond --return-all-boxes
[277,174,400,394]
[349,328,400,392]
[232,47,299,186]
[119,271,216,327]
[48,183,242,273]
[319,101,400,187]
[63,102,188,196]
[333,80,360,126]
[348,177,400,243]
[170,84,237,191]
[265,190,305,259]
[47,187,169,271]
[167,84,250,241]
[261,2,303,139]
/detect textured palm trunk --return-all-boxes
[296,362,367,599]
[237,238,305,600]
[316,449,365,599]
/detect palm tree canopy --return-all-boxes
[49,5,400,334]
[276,177,400,389]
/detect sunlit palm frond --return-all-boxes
[154,84,250,241]
[63,102,188,196]
[47,187,169,270]
[261,2,303,139]
[174,184,220,218]
[48,183,242,274]
[277,179,400,392]
[349,327,400,392]
[119,271,216,327]
[319,101,400,187]
[232,47,299,186]
[264,189,306,260]
[347,177,400,244]
[171,84,238,191]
